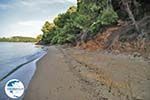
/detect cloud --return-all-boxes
[0,0,77,10]
[0,3,12,9]
[0,0,77,37]
[5,20,46,37]
[20,0,77,6]
[66,0,77,3]
[17,20,44,26]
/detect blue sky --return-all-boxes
[0,0,77,38]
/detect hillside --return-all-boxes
[0,36,36,42]
[39,0,149,57]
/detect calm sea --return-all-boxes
[0,42,47,99]
[0,42,44,80]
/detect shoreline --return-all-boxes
[0,48,47,99]
[0,52,47,99]
[24,46,150,100]
[24,46,91,100]
[0,50,47,81]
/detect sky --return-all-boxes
[0,0,77,38]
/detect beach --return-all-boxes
[1,0,149,100]
[24,46,91,100]
[24,46,150,100]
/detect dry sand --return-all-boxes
[24,46,150,100]
[24,46,91,100]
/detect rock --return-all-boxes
[147,56,150,60]
[100,97,108,100]
[114,50,120,55]
[35,40,45,45]
[133,52,141,57]
[132,97,143,100]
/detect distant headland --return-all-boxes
[0,36,37,42]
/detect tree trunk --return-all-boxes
[121,0,141,34]
[81,30,88,43]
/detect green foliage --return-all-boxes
[67,6,77,14]
[41,0,118,45]
[0,36,36,42]
[54,13,70,28]
[51,30,65,44]
[89,6,118,34]
[41,21,56,44]
[51,28,75,44]
[41,21,55,34]
[98,7,118,25]
[36,34,43,42]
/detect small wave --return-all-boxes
[0,49,47,82]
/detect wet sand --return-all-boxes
[24,46,91,100]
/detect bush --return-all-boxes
[50,28,76,44]
[89,7,118,34]
[98,7,118,25]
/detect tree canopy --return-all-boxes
[40,0,149,45]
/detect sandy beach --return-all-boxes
[24,46,150,100]
[24,46,91,100]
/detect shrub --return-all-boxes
[98,7,118,25]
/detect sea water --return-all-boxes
[0,42,47,99]
[0,42,45,80]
